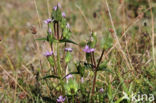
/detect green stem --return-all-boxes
[56,42,65,95]
[72,95,74,103]
[57,42,61,75]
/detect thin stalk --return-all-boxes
[56,41,65,95]
[91,49,105,99]
[33,0,41,28]
[54,22,57,38]
[148,0,155,66]
[105,0,133,71]
[51,44,57,74]
[50,23,57,74]
[14,72,17,102]
[91,53,94,66]
[63,43,67,68]
[57,42,61,76]
[56,20,61,74]
[46,0,50,18]
[65,65,68,83]
[57,22,59,39]
[92,52,96,66]
[55,21,65,95]
[72,95,75,103]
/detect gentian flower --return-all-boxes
[99,88,104,93]
[57,96,65,103]
[53,6,57,11]
[65,48,72,52]
[48,28,52,34]
[53,3,61,11]
[57,3,61,8]
[66,23,70,29]
[62,12,66,17]
[83,45,95,53]
[66,74,73,80]
[81,77,84,83]
[44,51,53,57]
[44,18,52,24]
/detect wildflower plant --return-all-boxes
[36,3,113,103]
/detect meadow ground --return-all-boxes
[0,0,156,102]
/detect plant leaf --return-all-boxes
[84,62,95,70]
[97,63,107,71]
[65,52,72,63]
[42,75,60,80]
[108,83,113,101]
[36,37,47,41]
[62,72,79,80]
[59,38,78,45]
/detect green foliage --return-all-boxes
[52,7,62,22]
[64,79,79,95]
[76,62,85,77]
[86,53,91,63]
[47,56,54,67]
[59,38,78,45]
[36,37,47,41]
[65,52,72,63]
[60,18,67,29]
[107,83,113,102]
[101,33,113,50]
[97,61,107,71]
[42,75,60,80]
[87,32,97,48]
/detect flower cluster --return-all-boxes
[44,18,52,24]
[53,3,61,11]
[99,88,104,93]
[43,3,71,40]
[66,23,70,29]
[44,51,53,57]
[57,96,65,103]
[66,74,73,80]
[62,12,66,17]
[65,48,72,52]
[83,45,95,53]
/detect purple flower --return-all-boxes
[44,18,52,24]
[53,6,57,11]
[62,12,66,17]
[66,74,72,80]
[57,3,61,8]
[48,28,52,33]
[66,23,70,29]
[99,88,104,93]
[81,77,84,83]
[57,96,65,103]
[83,45,95,53]
[65,48,72,52]
[53,3,61,11]
[44,51,53,57]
